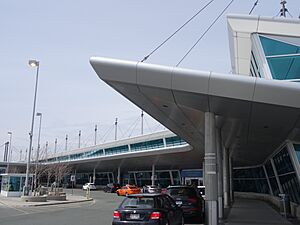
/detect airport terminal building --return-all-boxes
[90,14,300,224]
[1,14,300,225]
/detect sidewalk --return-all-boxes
[224,198,293,225]
[0,194,93,207]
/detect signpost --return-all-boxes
[70,175,75,195]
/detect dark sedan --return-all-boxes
[166,186,204,221]
[104,183,121,193]
[112,193,184,225]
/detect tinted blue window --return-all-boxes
[259,35,300,80]
[294,144,300,164]
[165,136,186,147]
[130,139,164,152]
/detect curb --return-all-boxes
[29,198,94,207]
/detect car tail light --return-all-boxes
[150,212,161,220]
[113,211,120,219]
[188,197,198,204]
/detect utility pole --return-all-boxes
[78,130,81,148]
[65,134,68,151]
[141,111,144,135]
[19,150,22,161]
[114,118,118,141]
[4,142,9,162]
[280,0,287,17]
[45,141,48,161]
[7,132,12,173]
[94,124,97,145]
[54,138,57,154]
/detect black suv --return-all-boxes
[112,193,184,225]
[166,186,204,221]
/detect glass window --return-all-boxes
[233,167,269,194]
[293,144,300,164]
[130,139,164,152]
[121,196,154,209]
[273,147,294,175]
[165,136,187,147]
[105,145,129,155]
[259,35,300,80]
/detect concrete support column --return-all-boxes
[204,112,218,225]
[216,128,224,219]
[223,147,230,208]
[169,171,174,185]
[117,167,121,184]
[151,164,155,186]
[229,156,234,203]
[93,168,96,184]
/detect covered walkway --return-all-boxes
[224,198,294,225]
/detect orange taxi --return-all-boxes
[116,185,141,196]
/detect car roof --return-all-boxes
[127,193,165,198]
[167,185,195,189]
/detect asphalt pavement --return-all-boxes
[0,189,203,225]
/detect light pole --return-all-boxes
[94,124,97,145]
[24,59,40,196]
[34,112,42,192]
[6,132,12,173]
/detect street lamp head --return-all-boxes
[36,112,42,116]
[8,132,12,135]
[28,59,39,67]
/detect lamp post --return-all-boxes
[24,59,40,196]
[6,132,12,173]
[34,112,42,192]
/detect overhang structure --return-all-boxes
[90,14,300,167]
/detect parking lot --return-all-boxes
[0,188,203,225]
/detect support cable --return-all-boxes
[176,0,235,67]
[249,0,258,15]
[141,0,215,62]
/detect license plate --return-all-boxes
[176,201,183,205]
[130,214,140,219]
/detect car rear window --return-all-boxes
[168,188,197,197]
[121,197,154,209]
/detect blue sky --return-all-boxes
[0,0,299,160]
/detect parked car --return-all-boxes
[116,185,141,196]
[143,185,162,193]
[82,183,96,190]
[166,186,204,221]
[112,193,184,225]
[104,183,121,193]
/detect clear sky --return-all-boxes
[0,0,299,160]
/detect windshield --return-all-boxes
[121,197,154,209]
[167,188,197,197]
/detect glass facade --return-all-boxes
[233,167,269,194]
[105,145,129,155]
[265,160,280,196]
[46,135,186,163]
[259,35,300,80]
[293,144,300,164]
[273,147,300,204]
[1,175,32,192]
[127,170,180,188]
[165,136,187,147]
[130,139,164,152]
[233,143,300,204]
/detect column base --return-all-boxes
[205,200,218,225]
[218,196,224,219]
